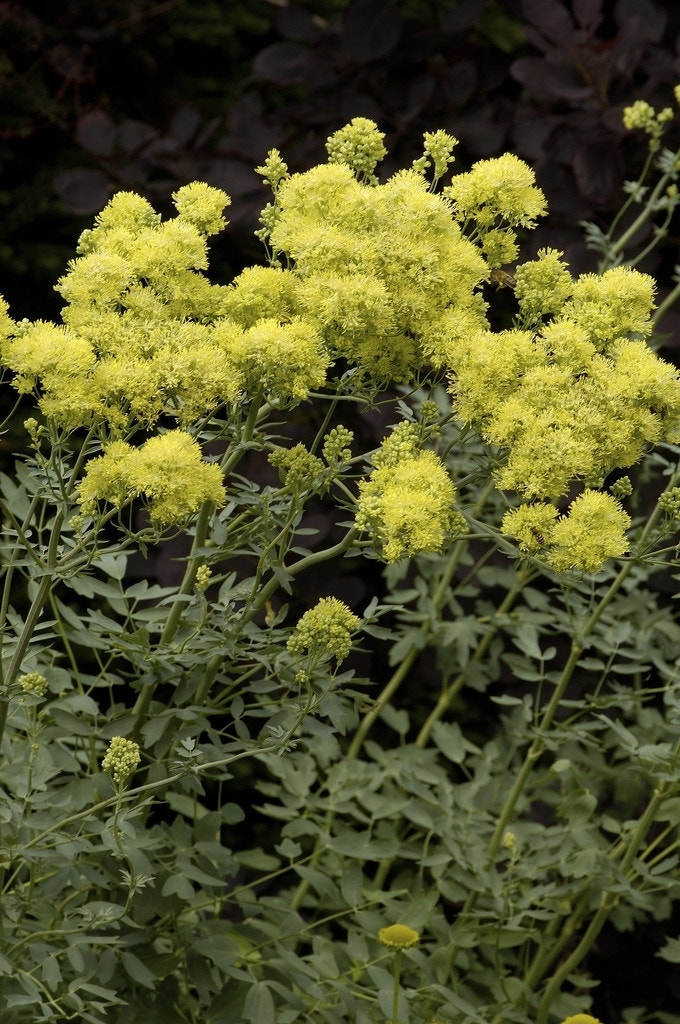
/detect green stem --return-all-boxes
[415,566,532,750]
[391,948,403,1024]
[653,276,680,326]
[602,148,676,268]
[535,782,672,1024]
[130,499,215,738]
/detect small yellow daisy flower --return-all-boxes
[378,923,420,949]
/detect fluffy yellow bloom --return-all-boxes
[501,502,558,553]
[78,431,225,526]
[267,158,488,382]
[356,448,465,562]
[172,181,231,236]
[445,152,547,229]
[287,597,360,664]
[564,266,655,346]
[547,490,631,574]
[216,316,329,401]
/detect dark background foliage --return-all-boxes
[2,1,680,1019]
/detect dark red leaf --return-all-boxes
[75,110,116,157]
[511,57,593,101]
[338,0,402,64]
[615,0,666,43]
[573,137,624,206]
[117,120,157,153]
[572,0,603,32]
[275,6,323,43]
[53,168,112,214]
[169,105,200,146]
[521,0,575,46]
[253,42,320,85]
[441,0,488,35]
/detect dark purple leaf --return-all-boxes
[275,5,323,43]
[615,0,666,43]
[253,41,331,86]
[521,0,575,46]
[572,0,603,32]
[225,94,281,160]
[338,0,402,64]
[169,105,201,146]
[195,158,261,200]
[439,61,478,109]
[454,109,508,156]
[118,120,158,153]
[512,112,561,161]
[400,74,435,123]
[53,168,112,214]
[573,137,624,206]
[75,110,116,157]
[441,0,488,35]
[511,57,593,101]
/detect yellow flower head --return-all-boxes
[78,431,225,526]
[356,447,465,562]
[547,490,631,574]
[18,672,48,698]
[560,1016,602,1024]
[287,597,360,665]
[101,736,141,787]
[445,152,547,229]
[378,923,420,950]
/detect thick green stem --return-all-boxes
[130,500,215,738]
[535,782,672,1024]
[415,567,531,750]
[391,949,403,1024]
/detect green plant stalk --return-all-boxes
[130,498,215,738]
[0,511,65,748]
[535,780,673,1024]
[415,565,532,750]
[391,948,403,1024]
[600,144,679,269]
[600,141,659,260]
[452,472,680,952]
[653,276,680,326]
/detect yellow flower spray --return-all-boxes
[378,923,420,1024]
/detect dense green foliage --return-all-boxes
[2,110,680,1024]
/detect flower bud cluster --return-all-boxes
[101,736,141,787]
[18,672,48,698]
[287,597,360,665]
[269,443,325,493]
[659,486,680,520]
[322,426,354,465]
[326,117,387,183]
[356,427,467,563]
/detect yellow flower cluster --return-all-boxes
[451,264,680,502]
[356,426,466,562]
[0,182,332,434]
[325,116,387,183]
[78,431,225,526]
[18,672,48,697]
[259,159,489,380]
[287,597,360,665]
[502,490,631,574]
[101,736,141,787]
